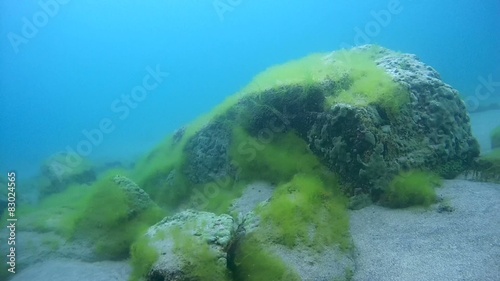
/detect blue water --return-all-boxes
[1,0,499,179]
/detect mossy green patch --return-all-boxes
[132,134,191,210]
[231,127,324,185]
[16,183,91,237]
[233,45,407,116]
[258,173,350,250]
[71,173,165,259]
[232,235,301,281]
[17,169,133,236]
[383,170,441,208]
[171,226,232,281]
[481,148,500,162]
[325,50,409,116]
[129,235,159,281]
[192,180,246,215]
[490,126,500,149]
[477,149,500,183]
[14,171,164,261]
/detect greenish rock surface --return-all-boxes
[113,175,156,217]
[141,210,235,281]
[135,45,479,207]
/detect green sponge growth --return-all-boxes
[383,170,441,208]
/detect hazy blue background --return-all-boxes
[1,0,499,179]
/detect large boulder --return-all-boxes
[169,45,479,199]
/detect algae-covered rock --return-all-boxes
[127,46,479,281]
[2,174,162,269]
[135,45,478,206]
[307,46,479,196]
[72,174,164,260]
[183,120,235,184]
[136,210,235,281]
[113,175,155,217]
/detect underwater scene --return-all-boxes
[0,1,499,280]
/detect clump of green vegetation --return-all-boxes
[258,173,350,250]
[326,50,409,116]
[16,169,133,236]
[16,183,91,237]
[236,46,408,117]
[192,180,246,215]
[481,149,500,163]
[477,149,500,183]
[383,170,442,208]
[129,235,159,281]
[132,135,190,208]
[232,235,301,281]
[231,128,324,185]
[70,173,165,259]
[171,226,232,281]
[490,126,500,149]
[230,126,351,250]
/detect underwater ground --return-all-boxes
[2,46,499,281]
